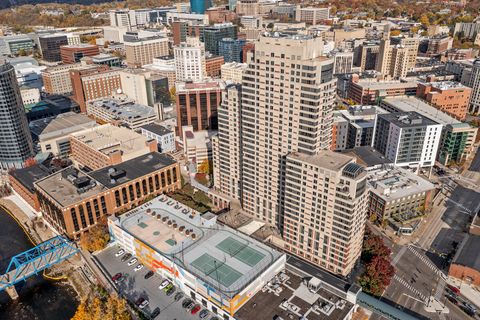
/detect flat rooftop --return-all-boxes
[342,146,393,167]
[29,112,97,140]
[368,165,435,201]
[88,98,156,121]
[10,164,51,193]
[453,234,480,272]
[424,81,470,91]
[378,111,438,128]
[381,97,461,125]
[288,151,355,172]
[113,195,283,299]
[353,79,418,90]
[236,271,355,320]
[141,123,173,136]
[35,167,107,207]
[71,124,154,161]
[89,152,176,188]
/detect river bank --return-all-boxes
[0,199,89,319]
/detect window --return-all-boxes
[100,196,107,214]
[122,187,128,204]
[86,202,94,225]
[71,208,79,232]
[148,177,154,193]
[78,205,87,229]
[128,185,135,201]
[142,180,148,195]
[154,174,160,190]
[114,190,121,207]
[135,182,141,197]
[93,199,100,218]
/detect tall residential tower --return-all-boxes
[0,60,34,170]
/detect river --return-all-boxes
[0,208,79,320]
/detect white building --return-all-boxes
[20,87,41,106]
[66,33,81,45]
[468,59,480,114]
[182,125,214,171]
[140,123,176,153]
[295,6,330,25]
[372,112,442,169]
[221,62,247,83]
[87,98,159,130]
[174,37,206,82]
[109,10,135,29]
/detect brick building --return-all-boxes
[70,66,121,112]
[416,81,471,120]
[347,75,418,104]
[205,54,224,77]
[9,164,50,212]
[449,234,480,286]
[60,44,100,64]
[34,152,181,239]
[175,80,224,136]
[70,124,158,171]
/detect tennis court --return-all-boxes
[191,253,243,287]
[216,237,265,267]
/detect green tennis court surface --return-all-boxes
[138,222,148,228]
[191,253,242,287]
[216,237,265,267]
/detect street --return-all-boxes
[379,175,480,320]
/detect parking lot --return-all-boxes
[94,245,216,320]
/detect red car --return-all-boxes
[447,284,460,295]
[191,305,201,315]
[111,273,122,281]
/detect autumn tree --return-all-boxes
[79,219,110,253]
[72,294,131,320]
[23,158,37,168]
[390,29,401,37]
[198,160,213,175]
[358,256,395,296]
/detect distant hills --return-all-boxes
[0,0,114,10]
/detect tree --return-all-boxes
[419,14,430,26]
[358,256,395,296]
[390,29,401,36]
[198,160,213,175]
[72,294,131,320]
[79,219,110,252]
[169,86,176,100]
[24,158,37,168]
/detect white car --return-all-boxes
[139,299,149,309]
[127,258,138,266]
[158,279,170,290]
[134,264,144,272]
[115,249,125,257]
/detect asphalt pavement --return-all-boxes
[95,245,215,320]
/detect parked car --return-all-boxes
[134,264,144,272]
[159,279,171,290]
[191,305,201,315]
[115,249,125,257]
[447,296,458,305]
[121,253,132,262]
[163,283,174,293]
[136,297,149,309]
[209,317,219,320]
[127,258,138,266]
[182,298,192,308]
[150,307,160,319]
[174,292,184,301]
[446,284,460,295]
[183,299,194,310]
[144,271,154,279]
[166,286,176,296]
[199,309,209,319]
[111,273,122,282]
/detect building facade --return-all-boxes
[60,44,100,64]
[140,124,176,153]
[125,36,169,68]
[174,37,207,82]
[416,81,471,120]
[468,59,480,114]
[240,33,336,226]
[39,34,69,62]
[283,152,369,276]
[175,80,224,135]
[373,112,442,168]
[0,60,34,170]
[376,37,419,79]
[213,83,242,201]
[35,153,181,238]
[203,23,237,56]
[219,38,246,63]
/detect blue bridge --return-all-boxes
[0,235,79,293]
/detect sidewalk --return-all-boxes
[447,277,480,309]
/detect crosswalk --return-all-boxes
[407,245,447,281]
[393,274,428,302]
